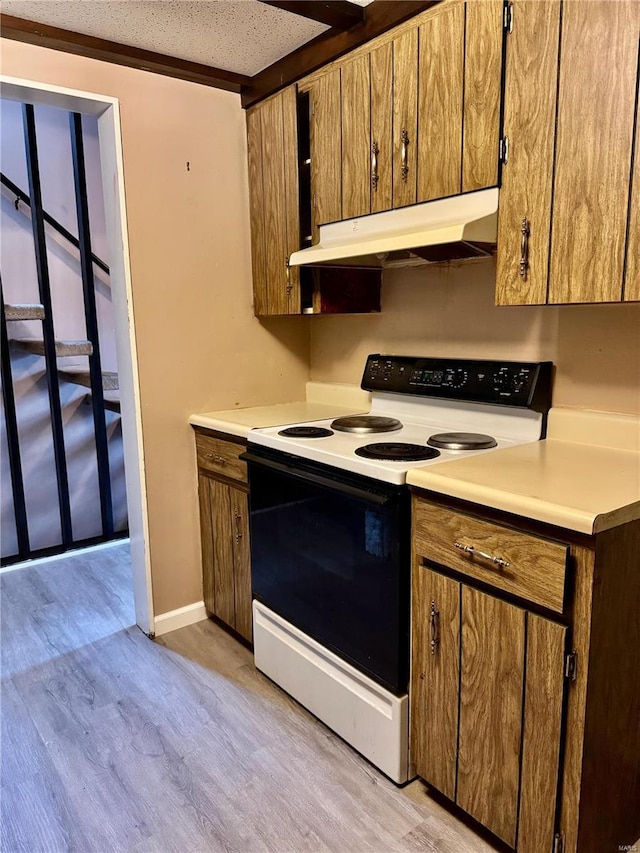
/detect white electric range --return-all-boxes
[244,355,553,784]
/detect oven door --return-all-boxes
[242,447,410,695]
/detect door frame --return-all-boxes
[1,74,154,634]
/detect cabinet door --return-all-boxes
[462,0,503,192]
[209,478,236,628]
[230,488,252,642]
[246,89,299,316]
[370,42,393,213]
[496,0,561,306]
[624,86,640,302]
[549,1,640,303]
[518,614,567,853]
[457,586,525,847]
[411,563,460,800]
[246,107,267,316]
[392,29,418,208]
[417,3,464,202]
[310,70,342,234]
[342,54,371,220]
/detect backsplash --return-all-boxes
[309,260,640,415]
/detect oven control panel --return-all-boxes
[362,355,553,411]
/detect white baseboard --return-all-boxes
[153,600,208,636]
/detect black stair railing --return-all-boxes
[0,104,127,567]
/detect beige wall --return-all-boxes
[2,40,309,614]
[310,261,640,415]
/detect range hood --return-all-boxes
[289,187,499,268]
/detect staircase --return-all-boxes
[1,101,127,566]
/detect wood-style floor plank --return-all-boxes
[1,542,498,853]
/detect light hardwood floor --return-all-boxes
[1,542,497,853]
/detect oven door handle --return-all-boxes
[240,451,395,506]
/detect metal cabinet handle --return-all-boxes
[234,511,243,544]
[430,600,440,655]
[454,541,510,570]
[285,257,292,293]
[401,129,410,182]
[371,140,379,190]
[206,453,227,465]
[520,217,530,280]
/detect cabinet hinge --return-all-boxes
[504,2,513,33]
[565,651,578,682]
[553,832,564,853]
[499,136,510,165]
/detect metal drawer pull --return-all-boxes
[430,600,440,655]
[206,453,227,465]
[454,541,510,570]
[519,217,530,280]
[401,129,410,181]
[371,140,379,189]
[234,511,243,544]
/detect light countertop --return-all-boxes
[407,409,640,535]
[189,382,370,439]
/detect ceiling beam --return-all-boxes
[258,1,365,32]
[241,0,439,108]
[0,14,252,93]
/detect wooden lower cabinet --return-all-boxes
[411,495,640,853]
[411,563,565,849]
[195,429,252,642]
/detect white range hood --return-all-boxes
[289,187,499,267]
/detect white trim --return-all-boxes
[153,601,208,637]
[0,539,130,575]
[0,75,154,634]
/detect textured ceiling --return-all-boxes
[1,0,355,76]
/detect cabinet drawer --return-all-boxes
[195,433,247,483]
[412,499,568,613]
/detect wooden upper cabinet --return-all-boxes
[392,28,418,208]
[496,0,561,306]
[370,42,393,213]
[549,0,640,304]
[309,70,342,233]
[246,87,300,316]
[417,3,464,203]
[341,55,371,219]
[462,0,503,192]
[625,98,640,302]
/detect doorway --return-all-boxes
[1,75,153,635]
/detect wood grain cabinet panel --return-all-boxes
[195,432,247,483]
[413,499,568,613]
[457,586,524,847]
[370,42,393,213]
[417,2,464,202]
[195,430,252,642]
[341,55,371,219]
[549,0,640,304]
[310,70,342,233]
[410,564,460,800]
[496,0,561,306]
[624,86,640,302]
[392,28,418,209]
[246,87,300,316]
[518,614,567,853]
[462,0,503,192]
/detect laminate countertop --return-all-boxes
[189,382,370,439]
[407,409,640,535]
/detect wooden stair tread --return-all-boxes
[11,339,93,357]
[5,303,45,321]
[59,369,118,391]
